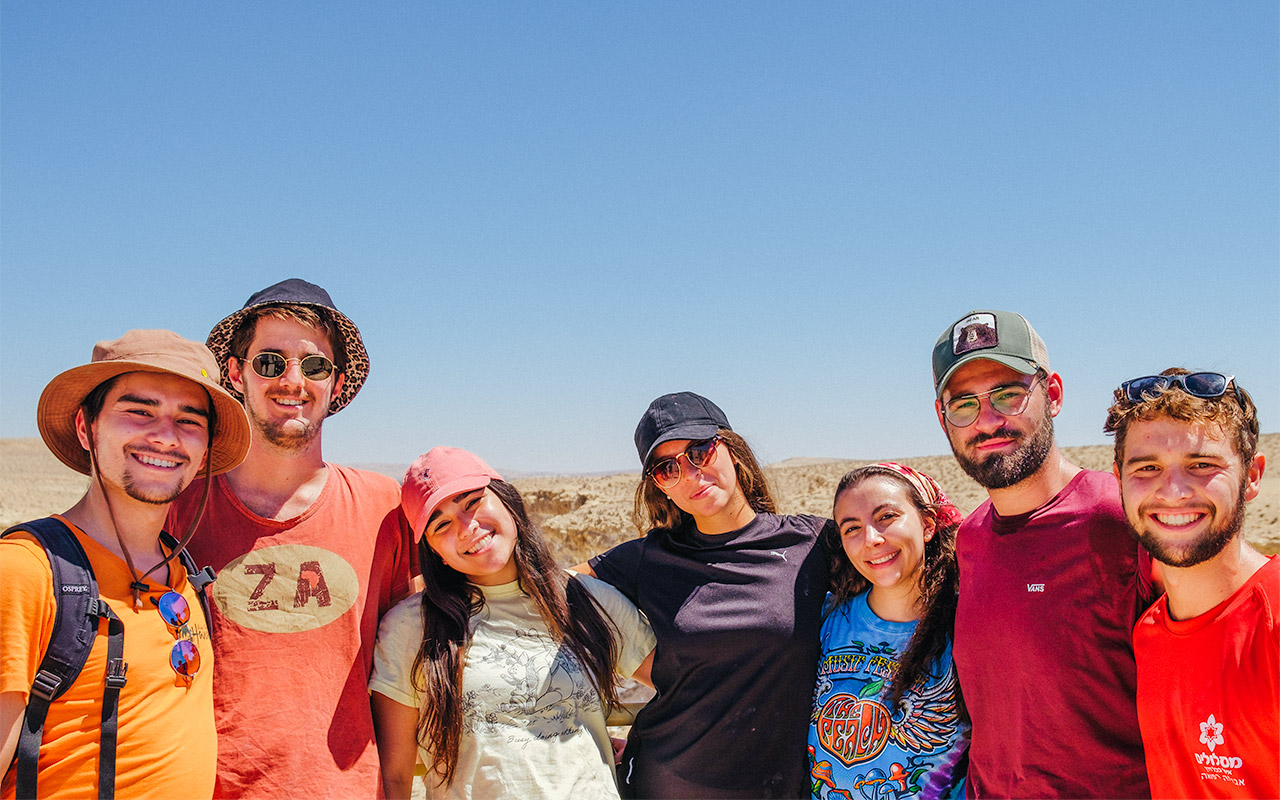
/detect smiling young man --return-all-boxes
[1107,368,1277,798]
[1,330,249,799]
[167,279,418,799]
[931,310,1155,799]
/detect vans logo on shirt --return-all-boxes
[1026,583,1045,592]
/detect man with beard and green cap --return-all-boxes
[931,310,1157,799]
[1107,368,1277,799]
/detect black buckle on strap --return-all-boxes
[30,669,62,701]
[105,658,128,689]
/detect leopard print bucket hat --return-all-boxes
[205,278,369,415]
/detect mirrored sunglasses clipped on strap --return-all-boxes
[1120,372,1241,405]
[154,591,200,685]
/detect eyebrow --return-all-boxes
[116,393,210,418]
[1124,451,1225,467]
[426,488,482,527]
[837,502,898,526]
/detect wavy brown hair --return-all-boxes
[825,466,961,709]
[411,479,621,788]
[631,429,776,533]
[1105,367,1259,468]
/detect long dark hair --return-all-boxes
[826,466,961,708]
[632,429,776,533]
[411,479,621,788]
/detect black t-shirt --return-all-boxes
[590,513,832,799]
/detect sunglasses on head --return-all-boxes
[156,591,200,685]
[1120,372,1240,404]
[942,375,1042,428]
[647,436,721,490]
[247,352,335,381]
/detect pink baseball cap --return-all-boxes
[401,447,504,540]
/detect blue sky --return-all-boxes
[2,3,1276,475]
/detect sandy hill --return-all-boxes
[3,435,1276,565]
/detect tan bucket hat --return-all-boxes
[37,329,252,476]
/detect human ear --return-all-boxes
[227,357,246,394]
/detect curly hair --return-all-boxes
[825,465,962,709]
[1105,367,1259,468]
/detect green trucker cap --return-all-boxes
[932,310,1050,397]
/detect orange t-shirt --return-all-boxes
[0,516,216,800]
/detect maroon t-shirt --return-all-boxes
[954,470,1155,799]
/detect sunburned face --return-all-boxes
[1115,417,1263,568]
[424,486,519,586]
[78,372,212,505]
[835,476,934,605]
[228,315,343,451]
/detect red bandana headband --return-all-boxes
[872,462,965,529]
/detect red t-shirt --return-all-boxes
[1134,555,1280,799]
[953,470,1155,799]
[169,465,417,800]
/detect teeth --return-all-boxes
[464,533,494,555]
[137,454,180,468]
[1155,512,1201,527]
[276,399,305,406]
[868,552,898,565]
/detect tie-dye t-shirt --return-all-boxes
[809,592,968,800]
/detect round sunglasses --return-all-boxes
[942,376,1042,428]
[647,436,721,489]
[156,591,200,685]
[247,352,335,381]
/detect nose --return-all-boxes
[864,526,886,547]
[148,414,183,448]
[1154,466,1195,502]
[971,397,1008,432]
[276,358,306,389]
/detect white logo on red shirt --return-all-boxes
[1199,714,1225,752]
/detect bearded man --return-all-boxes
[931,310,1156,799]
[1107,368,1277,798]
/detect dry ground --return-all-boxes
[3,434,1277,562]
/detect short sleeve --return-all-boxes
[574,573,655,678]
[377,507,421,614]
[368,592,425,709]
[0,537,58,698]
[587,538,645,602]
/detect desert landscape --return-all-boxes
[3,434,1278,559]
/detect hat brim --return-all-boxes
[935,353,1041,398]
[37,361,251,476]
[205,302,368,416]
[641,422,723,469]
[406,474,494,540]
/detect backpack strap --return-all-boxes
[3,517,123,800]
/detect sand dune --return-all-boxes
[5,435,1276,562]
